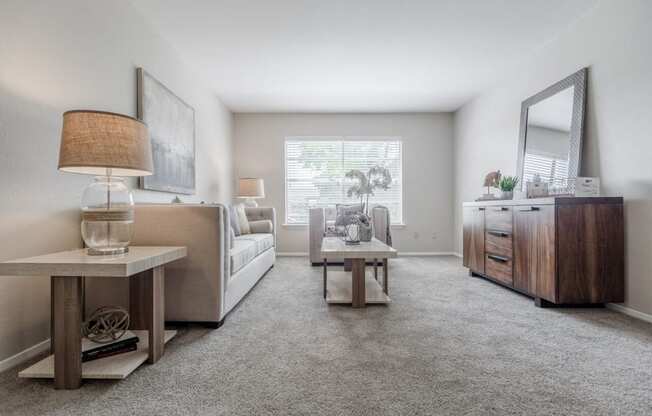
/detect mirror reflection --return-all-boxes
[523,86,574,188]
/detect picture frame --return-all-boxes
[137,68,196,194]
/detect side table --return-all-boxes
[0,246,186,389]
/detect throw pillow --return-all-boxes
[229,205,241,236]
[335,203,364,226]
[234,203,251,235]
[249,219,273,234]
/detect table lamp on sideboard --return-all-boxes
[58,110,153,255]
[237,178,265,207]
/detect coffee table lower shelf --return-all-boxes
[19,330,176,380]
[325,271,391,304]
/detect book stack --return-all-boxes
[82,331,140,363]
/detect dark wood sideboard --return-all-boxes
[462,197,624,307]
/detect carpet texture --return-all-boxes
[2,256,652,415]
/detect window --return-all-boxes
[285,138,403,225]
[523,151,569,187]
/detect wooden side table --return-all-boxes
[0,246,186,389]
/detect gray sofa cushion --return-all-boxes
[249,219,273,234]
[335,203,363,226]
[230,233,274,274]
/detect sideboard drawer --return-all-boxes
[485,253,513,285]
[485,230,512,258]
[486,207,512,232]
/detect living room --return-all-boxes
[1,0,651,414]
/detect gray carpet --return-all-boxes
[2,256,652,415]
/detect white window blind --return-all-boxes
[285,139,403,225]
[523,152,569,187]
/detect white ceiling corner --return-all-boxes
[130,0,597,113]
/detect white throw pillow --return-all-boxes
[234,203,251,235]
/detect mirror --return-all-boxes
[517,68,587,195]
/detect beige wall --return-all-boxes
[453,1,652,315]
[234,113,454,254]
[0,0,233,363]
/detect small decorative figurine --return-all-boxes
[478,170,501,200]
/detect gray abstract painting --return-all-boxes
[137,68,195,194]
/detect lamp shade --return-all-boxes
[58,110,153,176]
[237,178,265,198]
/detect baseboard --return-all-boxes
[452,252,462,258]
[607,303,652,324]
[0,338,50,373]
[399,252,458,256]
[277,252,308,257]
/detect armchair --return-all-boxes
[309,205,392,265]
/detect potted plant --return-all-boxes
[498,176,519,200]
[345,165,392,241]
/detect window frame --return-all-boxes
[283,136,405,227]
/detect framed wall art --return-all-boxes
[137,68,195,194]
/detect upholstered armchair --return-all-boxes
[308,205,391,265]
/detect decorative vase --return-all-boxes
[500,190,514,200]
[81,176,135,255]
[358,215,373,242]
[343,222,360,245]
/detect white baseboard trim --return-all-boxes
[277,252,308,257]
[452,252,462,258]
[0,338,49,373]
[607,303,652,324]
[399,252,458,257]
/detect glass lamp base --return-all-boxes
[87,247,129,256]
[242,198,259,207]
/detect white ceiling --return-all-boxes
[130,0,597,113]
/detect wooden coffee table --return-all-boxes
[320,237,397,307]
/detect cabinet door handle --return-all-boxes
[519,206,541,212]
[492,207,509,211]
[487,230,510,238]
[478,207,485,211]
[488,254,509,263]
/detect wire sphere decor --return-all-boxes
[340,215,361,245]
[82,306,130,344]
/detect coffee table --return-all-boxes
[320,237,397,307]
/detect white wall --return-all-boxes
[453,0,652,314]
[234,113,454,254]
[0,0,233,363]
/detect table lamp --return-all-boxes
[58,110,153,255]
[237,178,265,207]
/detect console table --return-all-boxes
[0,246,187,389]
[462,197,624,306]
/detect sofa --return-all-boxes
[131,203,276,327]
[309,205,391,265]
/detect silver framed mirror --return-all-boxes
[516,68,587,195]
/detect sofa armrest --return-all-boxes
[245,207,276,246]
[309,208,325,264]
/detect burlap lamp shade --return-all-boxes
[237,178,265,198]
[58,110,153,176]
[58,110,153,255]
